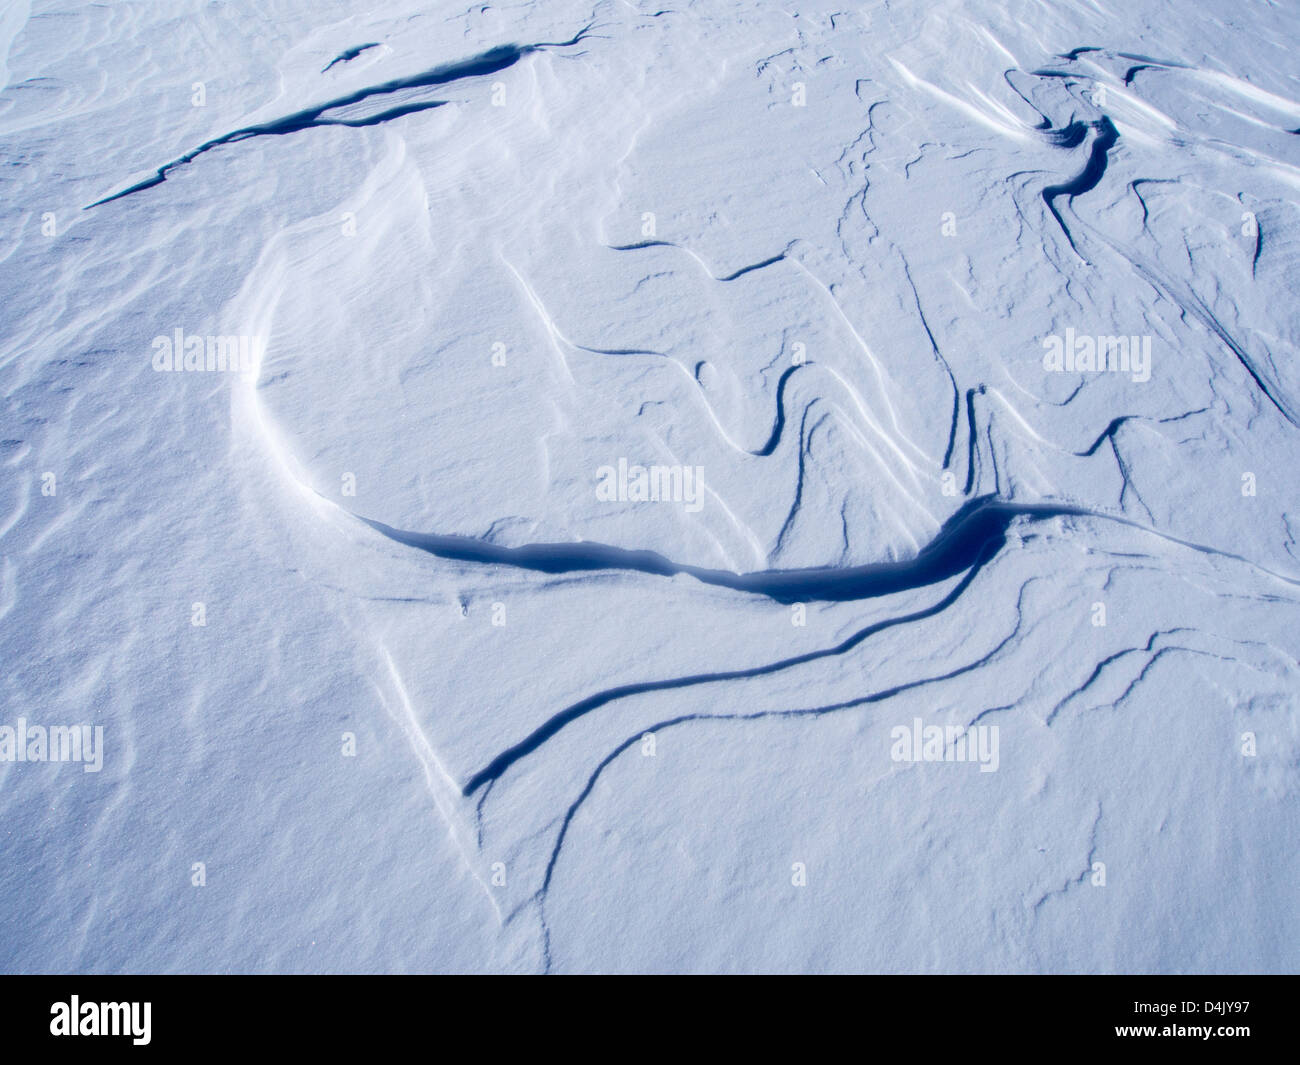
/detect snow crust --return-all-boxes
[2,0,1298,972]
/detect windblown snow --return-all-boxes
[1,0,1298,973]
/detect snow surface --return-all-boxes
[1,0,1298,973]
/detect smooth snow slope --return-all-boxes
[1,0,1298,973]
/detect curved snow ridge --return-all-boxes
[84,27,597,208]
[527,578,1041,943]
[603,239,791,283]
[322,43,381,73]
[360,495,1060,607]
[499,252,794,462]
[359,492,1300,610]
[887,55,1036,142]
[1077,201,1300,426]
[467,557,1020,804]
[1041,115,1120,255]
[503,247,935,483]
[1005,69,1299,424]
